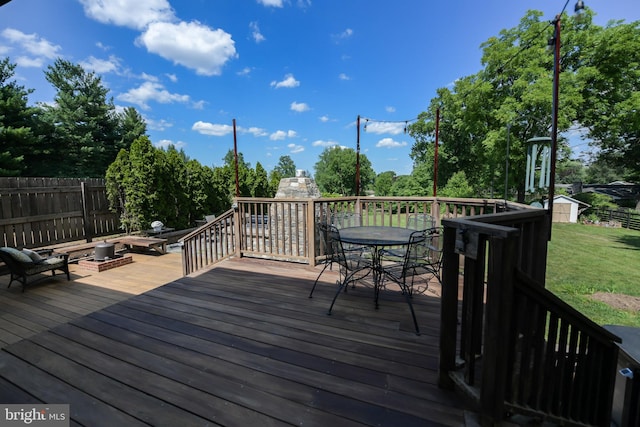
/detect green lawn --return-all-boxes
[546,223,640,327]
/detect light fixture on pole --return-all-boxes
[547,0,585,238]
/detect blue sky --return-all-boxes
[1,0,639,176]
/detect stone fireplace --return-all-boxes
[270,170,320,257]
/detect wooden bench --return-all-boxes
[50,236,168,260]
[118,236,168,254]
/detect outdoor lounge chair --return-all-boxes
[0,247,70,291]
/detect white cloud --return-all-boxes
[80,55,121,74]
[192,121,234,136]
[257,0,283,7]
[237,67,252,76]
[319,115,330,123]
[250,21,265,43]
[242,127,268,137]
[14,56,44,68]
[1,28,61,59]
[312,140,338,147]
[332,28,353,43]
[144,117,173,131]
[364,121,405,135]
[376,137,407,148]
[166,73,177,82]
[117,81,190,110]
[288,143,304,153]
[270,130,297,140]
[78,0,175,30]
[192,100,206,110]
[290,101,310,112]
[138,21,237,76]
[156,139,186,149]
[271,74,300,89]
[140,72,159,82]
[338,73,350,81]
[191,122,267,137]
[386,106,396,113]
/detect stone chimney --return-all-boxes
[271,172,320,257]
[274,171,321,199]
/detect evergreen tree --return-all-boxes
[0,58,36,175]
[39,59,120,177]
[251,162,270,197]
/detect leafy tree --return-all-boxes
[0,58,36,175]
[268,169,283,196]
[273,155,296,178]
[578,20,640,181]
[572,192,616,209]
[410,162,434,196]
[185,160,219,220]
[251,162,270,197]
[583,157,628,184]
[38,59,120,177]
[374,171,395,196]
[409,10,587,201]
[314,146,375,195]
[439,171,475,198]
[390,175,422,197]
[222,149,252,197]
[556,158,586,184]
[156,146,191,229]
[105,136,157,232]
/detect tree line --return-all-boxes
[406,9,639,202]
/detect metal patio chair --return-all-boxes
[379,228,443,334]
[309,223,371,298]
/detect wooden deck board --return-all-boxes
[0,256,473,426]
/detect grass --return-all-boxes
[546,223,640,327]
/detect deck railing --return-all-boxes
[439,209,621,426]
[179,208,236,276]
[179,196,516,275]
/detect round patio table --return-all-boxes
[328,226,425,319]
[337,225,419,247]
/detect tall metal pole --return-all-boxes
[433,107,440,197]
[548,15,561,239]
[504,123,511,200]
[356,115,361,196]
[233,118,240,198]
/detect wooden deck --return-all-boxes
[0,255,478,426]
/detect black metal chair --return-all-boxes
[379,228,443,334]
[407,213,435,231]
[309,223,370,298]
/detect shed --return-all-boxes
[544,195,590,223]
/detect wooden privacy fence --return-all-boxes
[0,177,119,249]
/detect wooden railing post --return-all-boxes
[233,201,242,258]
[439,225,459,389]
[480,234,517,425]
[431,199,441,227]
